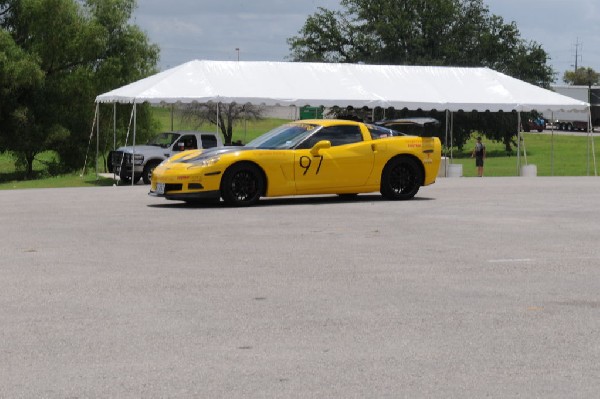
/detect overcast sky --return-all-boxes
[132,0,600,83]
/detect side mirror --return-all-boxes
[310,140,331,156]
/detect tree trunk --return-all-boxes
[24,152,35,180]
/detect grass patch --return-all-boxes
[0,172,115,190]
[448,133,599,177]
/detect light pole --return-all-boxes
[235,48,240,61]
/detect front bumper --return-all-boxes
[148,189,221,201]
[149,166,222,201]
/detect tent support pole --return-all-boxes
[444,110,449,176]
[450,112,454,162]
[588,106,597,176]
[551,111,554,176]
[517,113,521,175]
[132,101,137,186]
[243,104,247,144]
[113,103,116,151]
[95,103,100,180]
[113,103,117,180]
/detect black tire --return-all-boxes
[380,157,422,200]
[220,163,264,206]
[142,161,161,185]
[119,173,141,185]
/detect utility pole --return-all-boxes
[574,38,582,71]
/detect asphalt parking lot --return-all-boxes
[1,176,599,398]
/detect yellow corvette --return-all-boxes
[149,119,441,206]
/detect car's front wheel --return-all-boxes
[220,162,264,206]
[380,157,422,200]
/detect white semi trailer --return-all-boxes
[549,85,597,131]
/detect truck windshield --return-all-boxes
[147,133,180,148]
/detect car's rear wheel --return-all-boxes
[380,157,422,200]
[220,162,264,206]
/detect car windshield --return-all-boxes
[147,132,180,148]
[246,123,321,149]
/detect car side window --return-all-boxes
[181,135,198,150]
[200,134,218,148]
[296,125,363,149]
[368,125,404,139]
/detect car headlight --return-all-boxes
[188,155,220,169]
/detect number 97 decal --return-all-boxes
[299,155,324,175]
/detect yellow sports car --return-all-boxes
[149,119,441,206]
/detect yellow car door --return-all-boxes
[293,125,375,194]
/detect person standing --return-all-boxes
[471,136,486,177]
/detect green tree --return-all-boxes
[0,0,159,178]
[288,0,554,150]
[563,67,600,86]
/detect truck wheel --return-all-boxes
[120,174,141,185]
[142,161,161,185]
[220,162,264,206]
[380,157,422,200]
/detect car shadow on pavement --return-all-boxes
[146,194,434,209]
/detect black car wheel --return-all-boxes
[119,173,141,185]
[220,163,264,206]
[142,161,161,185]
[380,157,422,200]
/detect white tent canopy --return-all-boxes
[96,60,589,113]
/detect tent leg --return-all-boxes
[243,104,247,144]
[217,102,220,139]
[95,103,100,180]
[517,113,521,175]
[113,103,117,180]
[588,107,597,176]
[132,102,137,186]
[450,112,454,163]
[444,110,449,176]
[551,111,554,176]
